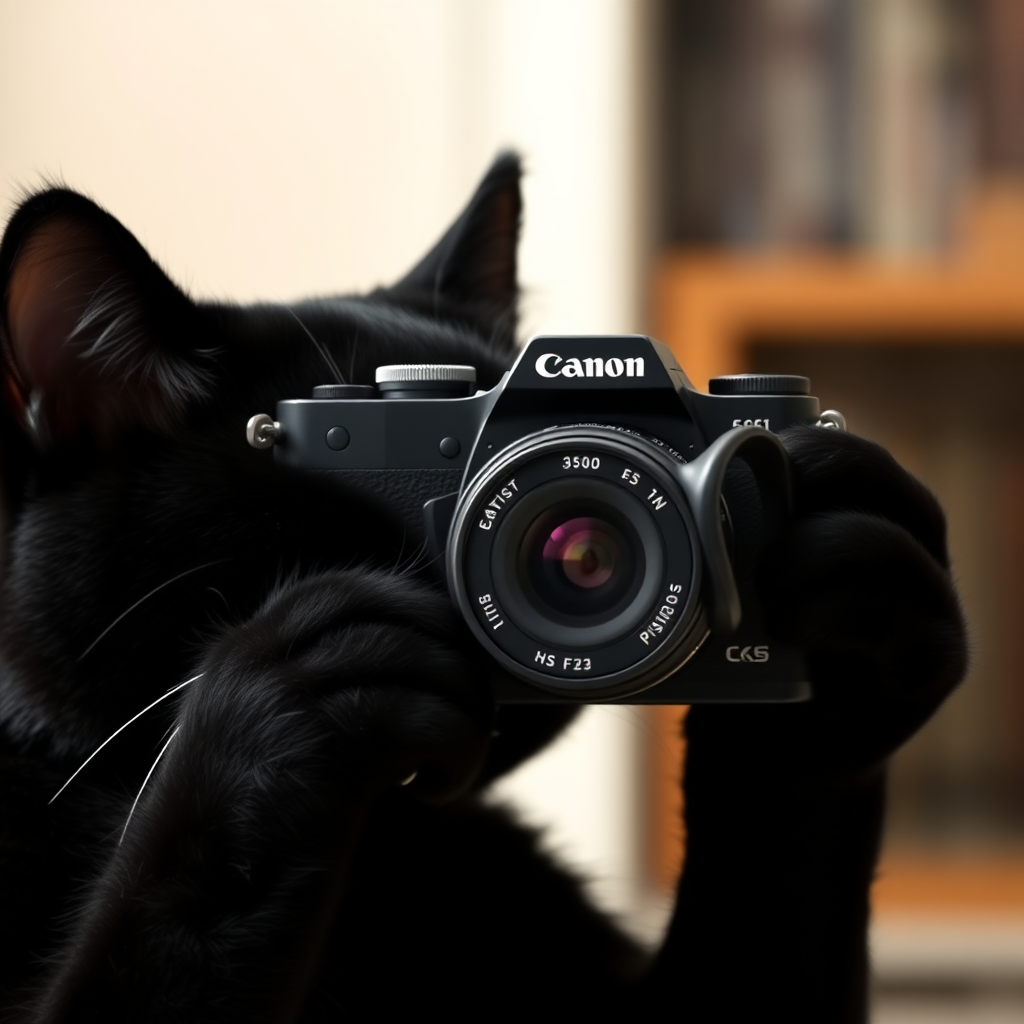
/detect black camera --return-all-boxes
[247,335,843,704]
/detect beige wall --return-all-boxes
[0,0,650,928]
[0,0,642,329]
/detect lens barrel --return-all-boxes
[448,426,708,700]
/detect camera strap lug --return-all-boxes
[246,414,281,449]
[816,409,847,431]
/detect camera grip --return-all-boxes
[678,427,792,635]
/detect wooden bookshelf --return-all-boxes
[654,184,1024,393]
[648,185,1024,917]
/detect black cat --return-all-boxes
[0,156,967,1022]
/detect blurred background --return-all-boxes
[1,1,1021,1020]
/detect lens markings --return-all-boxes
[476,592,505,631]
[477,478,520,531]
[638,583,685,646]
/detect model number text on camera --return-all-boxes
[562,455,601,470]
[534,651,592,671]
[732,418,770,430]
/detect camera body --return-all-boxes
[257,335,828,704]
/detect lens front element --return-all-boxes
[448,427,708,700]
[544,517,617,590]
[494,478,663,649]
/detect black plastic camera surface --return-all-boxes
[255,335,828,704]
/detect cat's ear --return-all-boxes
[0,188,214,447]
[387,152,522,341]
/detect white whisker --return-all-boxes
[78,560,223,661]
[285,306,347,384]
[119,726,180,845]
[347,335,358,383]
[49,673,202,804]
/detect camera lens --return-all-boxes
[448,426,706,700]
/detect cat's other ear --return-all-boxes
[386,152,522,345]
[0,188,213,448]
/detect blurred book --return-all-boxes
[656,0,980,255]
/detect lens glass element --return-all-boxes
[544,518,617,589]
[493,479,663,648]
[523,510,636,622]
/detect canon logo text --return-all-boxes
[535,354,645,379]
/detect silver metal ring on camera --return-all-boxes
[375,364,477,384]
[816,409,847,431]
[246,413,281,449]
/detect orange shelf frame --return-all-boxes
[656,263,1024,395]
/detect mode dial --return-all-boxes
[708,374,810,396]
[375,364,477,400]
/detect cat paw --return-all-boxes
[687,426,968,788]
[170,568,495,811]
